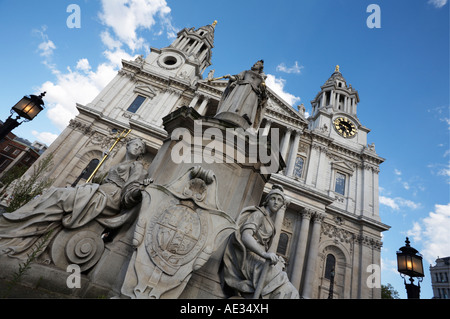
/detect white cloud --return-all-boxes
[39,60,119,131]
[98,0,177,51]
[33,26,56,58]
[265,74,301,106]
[380,196,421,211]
[276,61,304,74]
[381,257,398,274]
[31,130,58,145]
[407,203,450,264]
[428,0,448,8]
[394,169,402,176]
[100,31,123,50]
[428,162,450,184]
[76,58,91,72]
[406,221,422,241]
[34,2,175,137]
[38,40,56,58]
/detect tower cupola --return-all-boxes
[169,21,217,74]
[311,65,360,117]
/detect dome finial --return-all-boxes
[335,65,340,72]
[212,20,218,28]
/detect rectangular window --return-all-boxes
[127,95,146,113]
[293,156,304,179]
[335,172,346,196]
[276,232,290,256]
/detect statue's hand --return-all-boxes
[263,252,279,265]
[142,178,153,188]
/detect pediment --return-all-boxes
[331,160,354,175]
[134,84,157,98]
[265,89,307,125]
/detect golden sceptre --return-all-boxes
[207,75,231,82]
[86,128,132,183]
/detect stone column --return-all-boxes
[189,94,200,108]
[302,211,325,298]
[197,96,210,115]
[262,119,272,136]
[179,38,190,51]
[321,92,326,107]
[187,40,199,54]
[171,35,183,48]
[286,130,301,177]
[199,48,208,61]
[290,208,313,289]
[280,128,292,162]
[192,41,204,56]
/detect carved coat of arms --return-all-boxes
[121,166,235,299]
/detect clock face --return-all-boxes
[333,117,357,138]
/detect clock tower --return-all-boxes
[305,65,384,222]
[308,65,371,148]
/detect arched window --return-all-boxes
[71,158,99,187]
[324,254,336,280]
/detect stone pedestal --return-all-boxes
[0,106,283,299]
[132,106,282,298]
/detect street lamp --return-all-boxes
[396,237,424,299]
[0,92,46,141]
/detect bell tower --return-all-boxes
[143,21,216,82]
[308,66,370,147]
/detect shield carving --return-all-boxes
[121,166,236,299]
[146,203,208,276]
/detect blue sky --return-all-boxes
[0,0,448,299]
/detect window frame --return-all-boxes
[126,95,146,113]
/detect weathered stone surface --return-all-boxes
[121,166,236,298]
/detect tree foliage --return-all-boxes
[6,154,55,212]
[381,283,400,299]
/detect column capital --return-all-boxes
[313,211,326,223]
[301,208,314,219]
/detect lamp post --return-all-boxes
[0,92,46,141]
[396,237,424,299]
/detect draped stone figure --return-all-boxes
[215,60,268,130]
[0,138,149,270]
[222,185,299,299]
